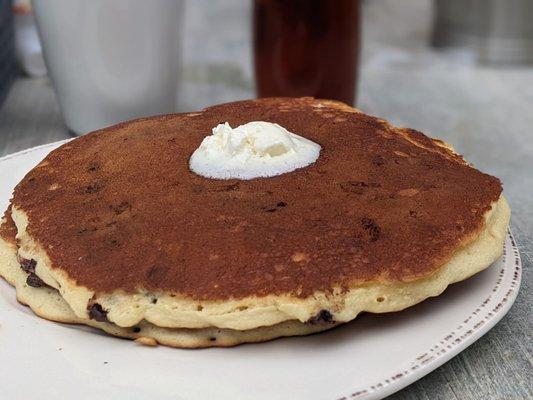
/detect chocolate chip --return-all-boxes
[132,326,141,333]
[84,182,104,194]
[308,309,335,324]
[361,217,381,242]
[20,258,37,273]
[26,272,45,288]
[88,303,109,322]
[78,225,98,233]
[262,201,287,213]
[27,177,38,189]
[105,238,120,247]
[209,337,217,341]
[110,201,131,215]
[147,265,168,283]
[87,162,100,172]
[372,155,385,166]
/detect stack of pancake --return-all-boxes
[0,98,509,348]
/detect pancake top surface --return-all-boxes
[12,98,502,300]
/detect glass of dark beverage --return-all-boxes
[253,0,361,105]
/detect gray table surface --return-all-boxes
[0,0,531,399]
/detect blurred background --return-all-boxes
[0,1,531,398]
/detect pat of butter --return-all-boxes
[189,121,321,179]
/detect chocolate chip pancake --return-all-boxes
[7,97,510,339]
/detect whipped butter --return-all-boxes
[189,121,321,179]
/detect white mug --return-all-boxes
[33,0,184,135]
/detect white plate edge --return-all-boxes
[336,231,522,400]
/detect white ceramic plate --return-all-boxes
[0,142,522,400]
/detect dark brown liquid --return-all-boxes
[253,0,361,105]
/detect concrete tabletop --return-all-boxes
[0,1,530,398]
